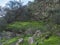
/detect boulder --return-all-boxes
[28,37,34,45]
[16,38,24,45]
[33,30,41,37]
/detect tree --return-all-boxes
[6,0,22,10]
[4,0,23,23]
[0,17,7,31]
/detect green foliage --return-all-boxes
[0,17,7,31]
[3,37,19,45]
[39,36,60,45]
[0,0,60,45]
[7,21,48,32]
[2,35,60,45]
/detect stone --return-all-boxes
[56,32,60,36]
[16,33,21,37]
[33,30,41,37]
[2,31,13,39]
[28,37,34,45]
[53,0,59,3]
[25,28,33,35]
[16,38,24,45]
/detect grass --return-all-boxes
[3,36,60,45]
[39,36,60,45]
[3,37,19,45]
[7,21,48,32]
[4,21,60,45]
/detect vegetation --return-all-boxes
[0,0,60,45]
[2,36,60,45]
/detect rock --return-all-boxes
[16,38,24,45]
[16,33,21,37]
[56,32,60,36]
[28,37,34,45]
[45,35,50,39]
[1,31,13,39]
[33,30,41,37]
[44,32,52,39]
[2,31,16,39]
[25,28,36,35]
[53,0,59,3]
[6,31,13,38]
[25,28,33,35]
